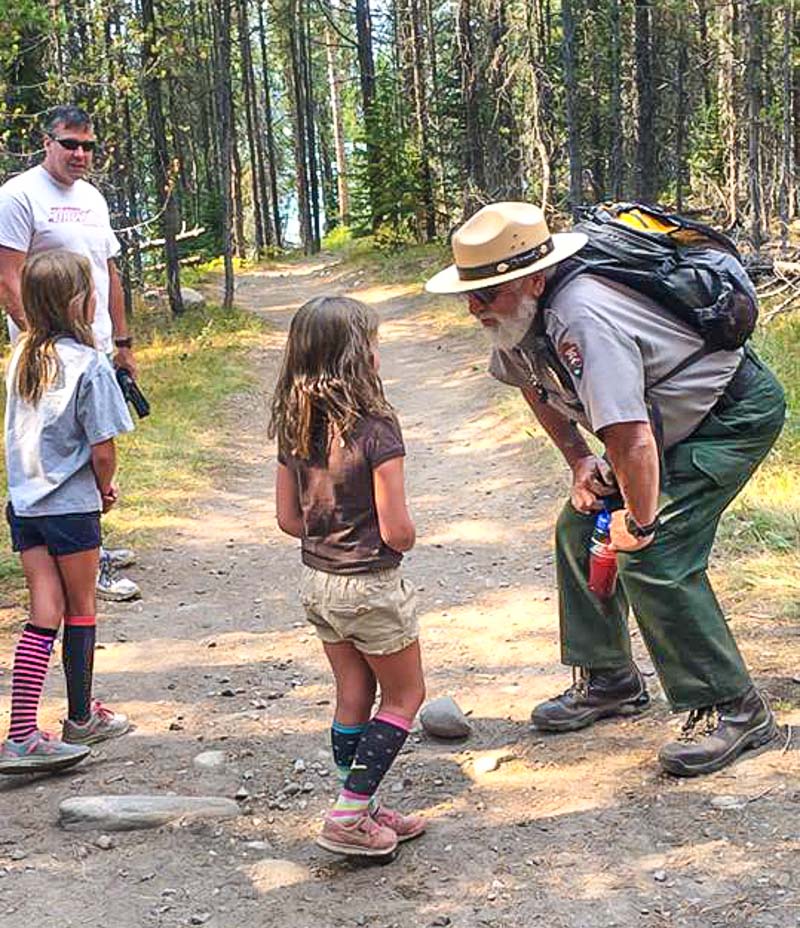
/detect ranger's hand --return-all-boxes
[570,455,616,515]
[610,509,654,552]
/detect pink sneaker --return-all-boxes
[371,804,426,842]
[316,812,398,857]
[0,730,89,775]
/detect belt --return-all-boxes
[712,352,759,413]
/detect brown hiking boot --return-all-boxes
[659,687,778,777]
[316,812,398,857]
[530,664,650,733]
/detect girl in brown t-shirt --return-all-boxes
[269,296,426,858]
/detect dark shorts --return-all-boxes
[6,503,101,556]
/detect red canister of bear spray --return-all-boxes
[587,507,618,600]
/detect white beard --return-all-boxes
[487,296,538,351]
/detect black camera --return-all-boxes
[115,368,151,419]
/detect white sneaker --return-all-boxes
[62,701,131,745]
[97,553,141,602]
[103,547,136,569]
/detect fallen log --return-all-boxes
[775,260,800,276]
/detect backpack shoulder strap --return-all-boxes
[646,345,711,393]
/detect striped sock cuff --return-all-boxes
[24,623,58,637]
[374,710,412,732]
[332,720,368,735]
[331,788,372,819]
[64,615,96,627]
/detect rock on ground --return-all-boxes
[58,795,240,832]
[193,750,228,771]
[420,695,472,739]
[181,287,206,309]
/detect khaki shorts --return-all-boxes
[300,565,418,656]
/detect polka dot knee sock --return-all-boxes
[330,711,410,822]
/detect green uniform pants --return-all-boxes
[555,352,786,711]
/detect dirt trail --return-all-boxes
[1,257,798,928]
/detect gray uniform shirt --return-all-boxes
[5,338,134,516]
[489,274,742,448]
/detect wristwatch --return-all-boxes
[114,336,133,349]
[625,512,660,538]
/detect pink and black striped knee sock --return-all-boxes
[7,624,57,742]
[62,616,96,724]
[331,711,411,822]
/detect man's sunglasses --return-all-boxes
[467,285,503,306]
[50,136,97,153]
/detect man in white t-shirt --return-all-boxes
[0,105,141,602]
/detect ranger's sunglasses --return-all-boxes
[467,285,503,306]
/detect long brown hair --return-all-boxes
[15,250,96,405]
[268,296,394,459]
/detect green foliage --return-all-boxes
[321,224,353,250]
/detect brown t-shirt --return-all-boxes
[278,414,406,575]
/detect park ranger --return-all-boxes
[426,201,786,777]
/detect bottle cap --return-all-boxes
[595,509,611,532]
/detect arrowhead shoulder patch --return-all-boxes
[559,340,584,379]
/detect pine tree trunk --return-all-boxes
[719,0,739,226]
[525,1,551,209]
[355,0,380,228]
[236,0,266,253]
[561,0,583,216]
[609,0,623,200]
[794,3,800,219]
[286,0,313,251]
[410,0,436,240]
[744,0,764,251]
[302,7,321,251]
[211,0,235,308]
[141,0,185,316]
[231,126,246,259]
[456,0,486,214]
[778,1,793,247]
[634,0,657,203]
[675,13,689,211]
[487,0,520,198]
[103,10,134,319]
[695,0,712,111]
[324,3,350,226]
[257,0,283,246]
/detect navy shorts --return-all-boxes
[6,503,101,556]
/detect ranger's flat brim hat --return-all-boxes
[425,201,588,294]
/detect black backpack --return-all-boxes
[540,202,758,390]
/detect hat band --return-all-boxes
[457,238,554,282]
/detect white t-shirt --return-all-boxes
[0,165,121,353]
[5,338,134,515]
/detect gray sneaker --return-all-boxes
[97,552,141,602]
[0,730,90,775]
[62,701,131,745]
[104,546,136,569]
